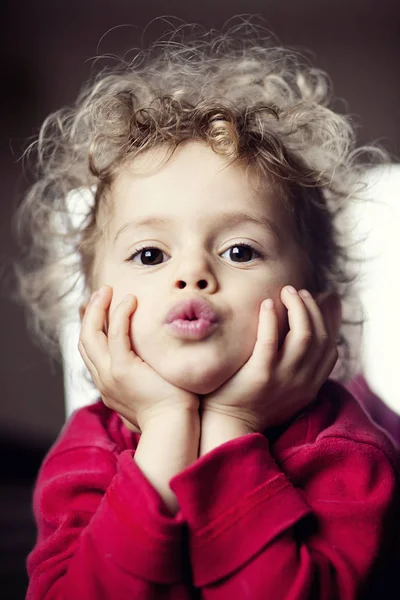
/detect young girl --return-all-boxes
[17,26,400,599]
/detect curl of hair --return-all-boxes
[15,23,388,376]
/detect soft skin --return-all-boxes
[92,142,307,395]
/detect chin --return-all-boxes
[161,364,232,396]
[183,379,222,395]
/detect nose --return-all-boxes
[173,253,218,293]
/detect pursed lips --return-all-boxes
[164,297,219,341]
[164,297,219,324]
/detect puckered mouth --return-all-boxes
[164,297,219,324]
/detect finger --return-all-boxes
[248,298,279,374]
[311,345,339,392]
[293,291,341,392]
[278,286,313,374]
[108,294,138,368]
[296,289,330,374]
[80,285,112,371]
[78,338,102,387]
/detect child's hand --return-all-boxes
[78,285,199,432]
[201,286,341,435]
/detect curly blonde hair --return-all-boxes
[15,24,382,372]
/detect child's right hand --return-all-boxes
[78,285,199,432]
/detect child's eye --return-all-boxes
[221,244,261,263]
[128,246,169,266]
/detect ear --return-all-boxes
[315,292,342,341]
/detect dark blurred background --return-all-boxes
[1,1,399,598]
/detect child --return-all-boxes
[16,25,400,599]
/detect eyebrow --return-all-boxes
[114,212,281,243]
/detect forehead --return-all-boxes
[109,142,289,231]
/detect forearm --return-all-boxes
[135,408,200,513]
[199,410,253,456]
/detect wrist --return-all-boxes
[138,396,199,432]
[140,405,200,436]
[200,409,254,457]
[134,408,200,515]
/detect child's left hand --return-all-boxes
[201,286,341,434]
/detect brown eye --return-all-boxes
[129,247,167,266]
[222,244,259,263]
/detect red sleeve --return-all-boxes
[170,432,399,600]
[27,445,189,600]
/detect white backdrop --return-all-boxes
[349,165,400,415]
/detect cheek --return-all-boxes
[128,299,161,361]
[233,287,288,342]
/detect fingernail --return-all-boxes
[285,285,297,295]
[263,298,274,310]
[299,289,311,298]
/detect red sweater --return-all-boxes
[347,374,400,447]
[27,380,400,599]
